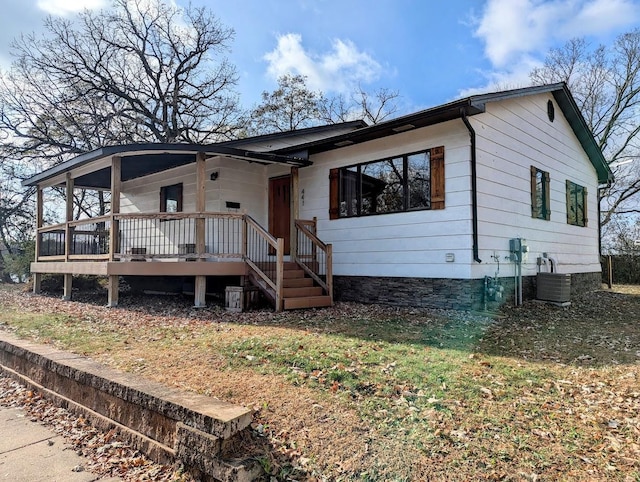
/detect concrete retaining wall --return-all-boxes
[0,332,261,482]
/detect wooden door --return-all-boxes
[269,175,291,254]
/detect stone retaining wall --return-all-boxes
[0,332,261,482]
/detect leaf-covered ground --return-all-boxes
[0,283,639,481]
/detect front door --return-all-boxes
[269,175,291,254]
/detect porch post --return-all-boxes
[194,151,207,307]
[107,156,121,307]
[63,174,74,300]
[33,186,43,293]
[290,167,299,262]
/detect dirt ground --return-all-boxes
[1,283,639,481]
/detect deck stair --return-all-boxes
[249,261,332,310]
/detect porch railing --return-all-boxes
[244,215,284,311]
[113,212,244,260]
[294,219,333,303]
[37,216,112,260]
[34,212,322,312]
[36,212,247,261]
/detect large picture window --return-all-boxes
[566,180,587,227]
[329,146,444,219]
[531,166,550,220]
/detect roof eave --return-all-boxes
[22,143,310,188]
[551,88,613,184]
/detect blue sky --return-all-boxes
[1,0,639,115]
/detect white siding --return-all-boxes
[299,122,474,278]
[121,156,269,222]
[470,93,601,279]
[118,157,270,255]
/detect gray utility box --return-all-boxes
[536,272,571,303]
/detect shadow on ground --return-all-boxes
[476,289,640,367]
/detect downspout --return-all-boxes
[461,108,482,263]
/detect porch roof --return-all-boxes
[23,142,312,189]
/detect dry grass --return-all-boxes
[0,283,639,481]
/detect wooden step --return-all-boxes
[284,295,332,310]
[283,277,314,288]
[283,269,305,279]
[259,269,305,279]
[254,261,300,271]
[283,286,324,298]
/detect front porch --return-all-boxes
[27,143,334,311]
[32,212,333,311]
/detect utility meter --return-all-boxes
[509,238,529,261]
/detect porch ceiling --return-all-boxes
[24,143,311,189]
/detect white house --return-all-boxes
[25,83,612,310]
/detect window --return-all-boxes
[160,183,183,213]
[329,146,444,219]
[530,166,550,220]
[566,180,587,227]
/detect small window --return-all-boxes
[160,183,183,213]
[531,166,550,220]
[566,180,587,227]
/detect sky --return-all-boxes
[1,0,639,115]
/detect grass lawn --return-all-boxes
[0,283,639,481]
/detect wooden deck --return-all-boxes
[31,260,248,277]
[32,213,333,311]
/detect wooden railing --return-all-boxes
[36,216,112,260]
[244,215,284,311]
[35,212,246,262]
[34,212,328,312]
[294,219,333,303]
[113,212,244,260]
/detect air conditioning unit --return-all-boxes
[536,272,571,303]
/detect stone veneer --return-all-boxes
[333,272,602,310]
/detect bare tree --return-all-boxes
[320,85,400,125]
[0,0,242,279]
[247,74,324,134]
[248,74,400,135]
[530,31,640,232]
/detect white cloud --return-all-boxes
[263,33,382,93]
[457,55,542,98]
[36,0,107,16]
[475,0,640,68]
[464,0,640,97]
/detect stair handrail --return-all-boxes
[295,220,333,304]
[243,215,284,311]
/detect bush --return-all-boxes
[602,255,640,284]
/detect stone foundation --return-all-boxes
[334,272,602,310]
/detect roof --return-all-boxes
[23,121,366,188]
[24,84,612,188]
[296,83,613,184]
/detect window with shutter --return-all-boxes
[530,166,550,220]
[329,146,445,219]
[566,180,587,227]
